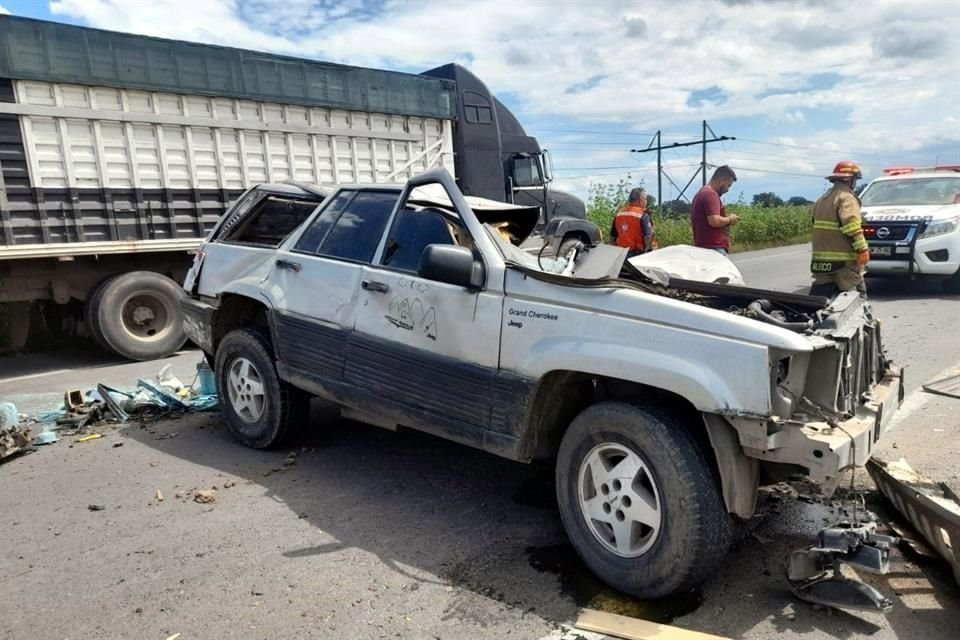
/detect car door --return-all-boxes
[349,181,502,437]
[263,189,400,389]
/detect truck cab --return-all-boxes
[860,166,960,292]
[422,64,599,250]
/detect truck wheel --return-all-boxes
[558,236,587,259]
[85,275,117,350]
[555,402,733,599]
[215,328,309,449]
[94,271,187,360]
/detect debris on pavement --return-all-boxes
[574,608,731,640]
[1,402,32,460]
[23,359,220,448]
[156,490,164,502]
[868,457,960,585]
[77,433,102,443]
[921,370,960,400]
[284,452,297,466]
[87,504,105,511]
[193,489,217,504]
[787,520,897,613]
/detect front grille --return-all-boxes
[863,224,916,242]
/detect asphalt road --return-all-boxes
[1,245,958,640]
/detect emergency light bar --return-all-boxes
[882,165,960,176]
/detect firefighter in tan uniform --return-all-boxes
[809,161,870,297]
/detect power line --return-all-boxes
[724,165,824,179]
[734,137,895,161]
[530,128,656,136]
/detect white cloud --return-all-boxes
[0,5,11,15]
[47,0,960,194]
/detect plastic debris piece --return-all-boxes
[156,489,164,502]
[157,364,185,393]
[97,384,132,422]
[77,433,102,443]
[0,402,18,430]
[196,361,216,395]
[32,430,58,446]
[64,389,85,411]
[137,379,189,409]
[88,504,105,511]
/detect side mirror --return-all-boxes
[418,244,483,290]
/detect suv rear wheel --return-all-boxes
[555,402,733,598]
[215,328,310,449]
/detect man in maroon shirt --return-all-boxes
[691,165,739,255]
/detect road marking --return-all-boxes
[885,361,960,433]
[0,369,73,384]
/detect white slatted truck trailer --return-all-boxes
[0,15,591,359]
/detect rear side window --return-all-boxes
[222,196,319,247]
[314,191,399,263]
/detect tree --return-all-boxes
[660,199,691,216]
[787,196,813,207]
[752,192,784,208]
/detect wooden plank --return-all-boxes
[574,609,731,640]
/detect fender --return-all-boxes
[543,217,602,252]
[517,337,773,415]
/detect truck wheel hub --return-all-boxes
[578,442,662,558]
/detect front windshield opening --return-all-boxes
[861,177,960,206]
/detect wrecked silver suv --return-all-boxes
[181,169,902,598]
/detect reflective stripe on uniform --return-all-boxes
[840,220,862,235]
[812,250,857,261]
[813,220,841,230]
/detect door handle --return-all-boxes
[361,280,389,293]
[275,259,301,272]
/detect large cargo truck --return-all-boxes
[0,15,591,359]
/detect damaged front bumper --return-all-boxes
[733,366,904,487]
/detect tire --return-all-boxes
[558,236,587,259]
[85,275,118,350]
[215,328,309,449]
[94,271,187,360]
[555,402,733,599]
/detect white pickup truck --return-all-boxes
[181,169,903,598]
[861,166,960,292]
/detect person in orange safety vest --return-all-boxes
[610,188,657,257]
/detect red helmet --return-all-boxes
[827,161,862,180]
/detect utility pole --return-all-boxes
[631,122,733,207]
[702,120,708,187]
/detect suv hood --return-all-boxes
[863,203,960,223]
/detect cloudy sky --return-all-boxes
[1,0,958,202]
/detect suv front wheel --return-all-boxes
[215,329,310,449]
[555,402,733,598]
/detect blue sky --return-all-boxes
[2,0,958,202]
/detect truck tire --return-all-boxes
[558,236,587,259]
[555,402,733,599]
[85,275,117,350]
[215,328,310,449]
[93,271,187,361]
